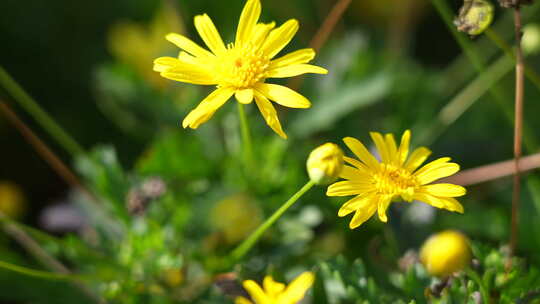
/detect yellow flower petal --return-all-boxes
[234,297,253,304]
[370,132,391,164]
[166,33,213,58]
[414,193,464,213]
[415,161,460,185]
[251,22,276,46]
[349,200,378,229]
[153,56,178,72]
[343,156,369,172]
[338,193,374,217]
[182,87,235,129]
[377,196,393,223]
[384,133,398,164]
[194,14,227,54]
[339,165,366,180]
[269,48,316,69]
[422,184,466,198]
[236,0,261,46]
[404,147,432,172]
[235,88,254,104]
[327,181,372,197]
[253,91,287,139]
[397,130,411,165]
[266,64,328,78]
[343,137,380,170]
[263,276,286,296]
[255,83,311,108]
[261,19,299,58]
[243,280,269,304]
[160,66,216,85]
[281,272,315,303]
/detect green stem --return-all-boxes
[237,102,254,170]
[0,66,85,157]
[229,180,315,262]
[466,268,490,304]
[0,260,81,281]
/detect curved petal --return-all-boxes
[327,181,373,197]
[404,147,432,172]
[338,192,375,217]
[339,165,367,181]
[349,199,378,229]
[266,64,328,78]
[385,133,398,164]
[413,193,464,213]
[253,91,287,139]
[235,88,254,104]
[236,0,261,46]
[194,14,226,54]
[370,132,391,164]
[421,183,466,198]
[261,19,299,58]
[166,33,213,58]
[182,87,235,129]
[263,276,285,296]
[343,156,370,172]
[242,280,269,304]
[343,137,380,170]
[153,56,179,72]
[281,272,314,303]
[397,130,411,165]
[160,65,216,85]
[377,195,393,223]
[415,162,460,185]
[255,83,311,108]
[251,22,276,46]
[269,48,316,69]
[234,297,253,304]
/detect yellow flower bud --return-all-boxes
[523,24,540,55]
[420,230,472,277]
[0,181,26,219]
[307,143,344,185]
[454,0,494,36]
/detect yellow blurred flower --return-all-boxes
[420,230,472,277]
[163,268,184,287]
[307,143,344,185]
[108,2,184,88]
[327,130,466,229]
[236,271,314,304]
[210,195,262,244]
[153,0,327,138]
[0,181,26,219]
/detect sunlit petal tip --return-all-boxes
[235,89,254,104]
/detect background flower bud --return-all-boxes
[420,230,472,277]
[523,24,540,55]
[307,143,344,185]
[454,0,494,36]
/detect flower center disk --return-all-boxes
[217,43,269,89]
[372,164,418,200]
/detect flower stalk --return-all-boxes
[229,180,315,263]
[237,102,254,171]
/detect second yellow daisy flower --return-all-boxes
[327,130,466,229]
[154,0,327,138]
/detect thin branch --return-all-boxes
[511,6,525,257]
[0,100,95,201]
[441,152,540,186]
[288,0,352,91]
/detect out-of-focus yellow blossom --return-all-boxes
[0,181,26,219]
[235,271,314,304]
[420,230,472,277]
[210,195,262,244]
[523,24,540,55]
[307,143,344,185]
[163,268,184,287]
[454,0,494,36]
[108,3,184,88]
[153,0,327,138]
[327,130,466,229]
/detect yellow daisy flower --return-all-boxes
[327,130,466,229]
[236,271,314,304]
[153,0,328,138]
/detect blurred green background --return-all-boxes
[1,0,540,303]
